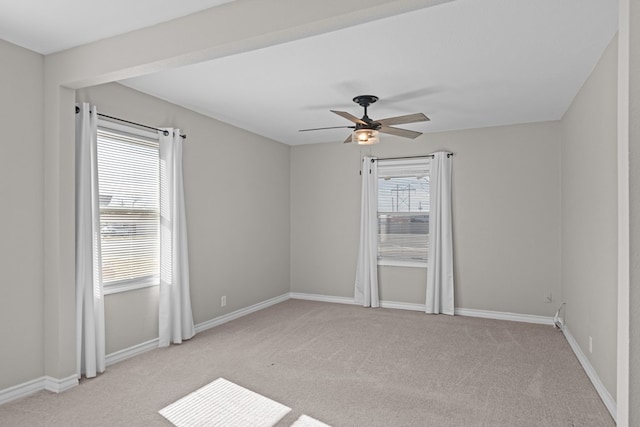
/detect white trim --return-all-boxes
[195,293,291,334]
[0,377,46,405]
[454,308,554,325]
[290,293,615,420]
[44,375,78,393]
[379,300,425,311]
[102,294,291,366]
[289,292,357,306]
[616,1,630,424]
[0,374,80,406]
[103,281,158,295]
[562,326,617,421]
[0,291,614,424]
[99,294,290,367]
[377,259,427,268]
[106,338,159,366]
[288,293,619,418]
[289,293,556,325]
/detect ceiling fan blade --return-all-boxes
[379,126,423,139]
[331,110,367,125]
[343,134,353,144]
[376,113,430,126]
[299,125,355,132]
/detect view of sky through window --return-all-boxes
[378,176,429,213]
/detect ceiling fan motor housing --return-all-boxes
[352,95,379,107]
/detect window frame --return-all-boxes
[96,119,161,295]
[376,158,430,269]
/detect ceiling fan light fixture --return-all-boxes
[298,95,428,143]
[353,129,379,145]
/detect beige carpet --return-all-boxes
[0,300,614,426]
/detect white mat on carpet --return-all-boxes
[290,414,332,427]
[159,378,291,427]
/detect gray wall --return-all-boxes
[0,40,45,390]
[39,0,452,391]
[0,11,632,418]
[629,0,640,423]
[76,83,291,354]
[561,36,618,399]
[291,121,562,317]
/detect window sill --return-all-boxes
[377,259,428,268]
[103,279,159,295]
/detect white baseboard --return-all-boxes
[289,293,423,312]
[0,377,45,405]
[288,293,618,419]
[0,374,79,406]
[380,300,425,311]
[0,293,292,407]
[195,293,290,334]
[103,293,291,365]
[289,292,357,306]
[562,326,617,421]
[0,292,617,423]
[290,293,430,312]
[290,292,555,325]
[44,375,78,393]
[106,338,159,366]
[454,307,554,325]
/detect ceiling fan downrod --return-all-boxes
[353,95,378,123]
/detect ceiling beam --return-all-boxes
[45,0,453,89]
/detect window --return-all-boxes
[377,159,430,267]
[96,122,160,294]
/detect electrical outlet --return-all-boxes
[589,336,593,354]
[544,292,552,303]
[221,296,226,307]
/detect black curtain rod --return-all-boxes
[75,106,186,139]
[371,153,453,162]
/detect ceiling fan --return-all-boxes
[299,95,430,145]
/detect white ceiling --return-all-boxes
[120,0,618,145]
[0,0,235,54]
[1,0,618,146]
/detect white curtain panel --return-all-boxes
[159,129,195,347]
[75,103,106,378]
[426,152,454,315]
[354,157,380,308]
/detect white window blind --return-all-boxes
[96,126,160,289]
[377,158,430,264]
